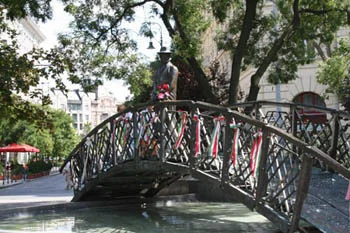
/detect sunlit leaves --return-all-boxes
[0,0,53,22]
[317,39,350,100]
[210,0,238,23]
[0,107,80,161]
[0,3,71,124]
[172,0,210,58]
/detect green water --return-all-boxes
[0,202,280,233]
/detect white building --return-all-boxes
[1,15,121,136]
[49,88,120,135]
[1,17,46,53]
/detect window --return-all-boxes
[72,114,78,122]
[68,103,82,111]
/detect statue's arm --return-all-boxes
[169,66,179,92]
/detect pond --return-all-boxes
[0,201,280,233]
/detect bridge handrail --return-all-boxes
[229,100,350,117]
[266,124,350,179]
[61,100,349,174]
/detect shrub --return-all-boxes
[11,161,22,175]
[27,159,53,174]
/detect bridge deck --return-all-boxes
[302,169,349,233]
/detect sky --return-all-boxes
[37,0,169,103]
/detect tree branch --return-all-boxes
[292,0,300,28]
[229,0,259,104]
[312,40,326,61]
[93,0,157,44]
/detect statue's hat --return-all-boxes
[158,46,172,54]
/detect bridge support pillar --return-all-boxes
[289,155,313,233]
[221,113,232,186]
[329,113,339,160]
[256,127,271,204]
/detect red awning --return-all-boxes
[0,143,40,153]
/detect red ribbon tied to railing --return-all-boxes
[250,130,263,177]
[229,120,241,166]
[193,114,201,157]
[174,110,188,150]
[208,115,225,158]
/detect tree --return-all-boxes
[51,109,80,162]
[0,1,71,124]
[54,0,348,106]
[210,0,349,104]
[0,0,53,22]
[56,0,151,96]
[317,39,350,105]
[0,106,79,162]
[56,0,219,103]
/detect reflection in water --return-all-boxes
[0,202,280,233]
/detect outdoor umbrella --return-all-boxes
[0,143,40,153]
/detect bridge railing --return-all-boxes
[229,101,350,170]
[62,100,350,233]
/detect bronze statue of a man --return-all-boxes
[152,47,179,102]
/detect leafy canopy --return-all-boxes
[0,106,79,160]
[0,1,72,124]
[317,39,350,101]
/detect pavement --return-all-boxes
[0,169,73,215]
[301,169,350,233]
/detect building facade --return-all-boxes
[49,88,121,136]
[1,17,46,53]
[201,1,348,112]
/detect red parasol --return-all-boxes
[0,143,40,153]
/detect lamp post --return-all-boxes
[145,22,163,50]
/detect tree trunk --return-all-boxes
[166,7,219,104]
[228,0,258,105]
[246,26,294,102]
[186,57,219,103]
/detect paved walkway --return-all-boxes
[302,169,350,233]
[0,172,73,214]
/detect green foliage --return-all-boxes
[0,106,79,161]
[125,57,153,98]
[56,0,154,98]
[0,3,71,125]
[10,160,22,175]
[27,159,53,174]
[211,0,348,102]
[317,39,350,100]
[0,0,53,22]
[210,0,239,23]
[172,0,211,59]
[51,109,80,160]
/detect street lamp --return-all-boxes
[145,21,163,50]
[147,41,155,49]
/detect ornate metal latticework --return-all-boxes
[63,101,350,233]
[264,133,301,219]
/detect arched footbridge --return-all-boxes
[62,101,350,233]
